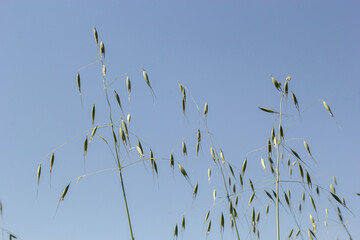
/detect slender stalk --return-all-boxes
[276,95,284,240]
[101,58,135,240]
[119,170,135,240]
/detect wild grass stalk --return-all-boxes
[38,28,354,240]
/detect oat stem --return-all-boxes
[276,94,284,240]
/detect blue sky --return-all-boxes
[0,1,359,239]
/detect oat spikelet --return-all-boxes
[126,76,131,101]
[241,158,247,175]
[50,153,55,174]
[90,126,98,141]
[91,104,95,126]
[100,41,105,58]
[93,27,98,45]
[143,69,156,99]
[304,140,312,156]
[193,183,198,199]
[56,183,70,211]
[261,157,266,172]
[178,163,189,181]
[271,76,282,91]
[203,102,208,116]
[258,107,279,114]
[248,192,255,207]
[37,164,41,195]
[114,90,124,115]
[170,153,174,169]
[76,73,81,95]
[182,141,187,156]
[322,100,334,117]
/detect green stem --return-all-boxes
[276,95,283,240]
[119,170,135,240]
[101,57,135,240]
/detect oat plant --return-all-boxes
[37,27,353,240]
[174,76,353,240]
[37,27,173,240]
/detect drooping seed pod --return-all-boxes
[241,158,247,175]
[102,64,106,78]
[210,147,215,161]
[291,91,299,111]
[174,224,178,239]
[182,141,187,156]
[170,153,174,169]
[196,142,200,157]
[322,100,334,117]
[90,126,98,141]
[207,220,211,235]
[60,183,70,201]
[204,211,210,223]
[181,216,186,232]
[76,72,81,95]
[220,149,225,165]
[100,41,105,58]
[248,192,255,207]
[261,157,266,172]
[50,153,55,174]
[93,27,98,45]
[204,102,208,116]
[37,164,42,190]
[143,69,151,88]
[220,212,224,232]
[193,182,198,199]
[91,104,95,126]
[178,163,189,181]
[83,136,88,157]
[126,76,131,100]
[114,90,124,114]
[119,126,126,144]
[304,140,312,156]
[137,140,143,158]
[271,76,282,91]
[208,167,211,184]
[121,119,129,138]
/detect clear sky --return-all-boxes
[0,1,359,240]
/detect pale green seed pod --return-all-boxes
[203,102,208,115]
[50,153,55,173]
[60,183,70,201]
[76,72,81,94]
[170,153,174,169]
[182,141,187,156]
[93,27,98,45]
[126,76,131,97]
[90,126,98,141]
[102,64,106,77]
[37,164,42,187]
[100,41,105,58]
[83,136,88,157]
[91,104,95,126]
